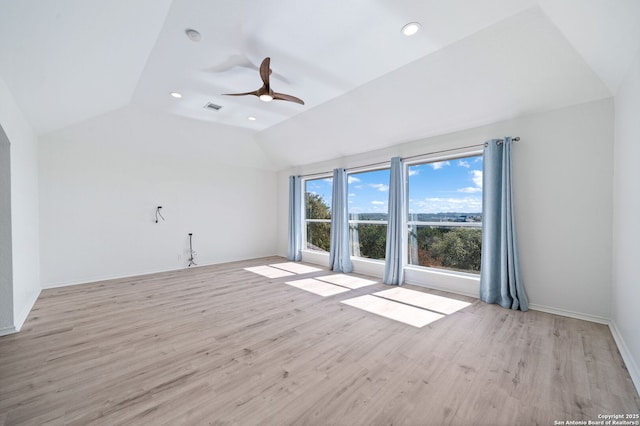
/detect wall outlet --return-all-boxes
[177,254,182,261]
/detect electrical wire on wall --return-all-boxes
[188,233,197,267]
[155,206,165,223]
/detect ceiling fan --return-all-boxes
[224,57,304,105]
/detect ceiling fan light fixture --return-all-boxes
[224,58,304,105]
[401,22,421,36]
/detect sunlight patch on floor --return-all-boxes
[244,265,295,278]
[269,262,322,274]
[341,295,444,328]
[245,263,469,328]
[315,274,377,289]
[285,278,351,297]
[373,287,471,315]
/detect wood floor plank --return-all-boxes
[0,256,638,425]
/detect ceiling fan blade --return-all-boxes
[223,90,260,97]
[273,92,305,105]
[259,57,271,87]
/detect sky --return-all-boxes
[304,154,483,215]
[406,155,483,214]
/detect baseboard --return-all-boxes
[41,265,190,289]
[13,288,41,332]
[609,320,640,396]
[528,303,609,325]
[40,257,253,289]
[1,288,42,336]
[0,325,17,337]
[40,253,286,289]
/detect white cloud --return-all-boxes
[348,193,356,197]
[431,161,450,170]
[369,183,389,192]
[458,160,470,168]
[471,170,482,188]
[348,176,360,184]
[455,170,482,193]
[457,187,482,193]
[322,178,332,183]
[371,200,385,205]
[408,168,420,176]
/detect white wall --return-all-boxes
[0,75,41,334]
[612,50,640,392]
[278,99,614,321]
[39,106,277,287]
[0,124,12,333]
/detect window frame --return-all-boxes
[404,149,484,275]
[347,166,391,262]
[298,147,483,277]
[302,175,333,253]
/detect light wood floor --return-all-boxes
[1,257,638,425]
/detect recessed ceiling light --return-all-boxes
[247,116,257,121]
[259,94,273,102]
[170,92,182,98]
[185,28,201,42]
[401,22,421,36]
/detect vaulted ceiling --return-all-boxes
[1,0,639,169]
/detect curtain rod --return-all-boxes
[496,136,520,145]
[299,137,520,179]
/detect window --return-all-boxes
[407,154,483,274]
[348,168,390,260]
[304,177,332,252]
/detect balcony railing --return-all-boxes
[304,217,483,274]
[348,221,387,260]
[305,219,330,252]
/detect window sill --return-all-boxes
[404,265,479,298]
[299,251,478,299]
[404,265,480,280]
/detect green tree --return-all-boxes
[431,228,482,272]
[414,226,446,268]
[356,224,387,260]
[305,193,331,251]
[305,193,331,220]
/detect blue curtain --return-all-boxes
[384,157,406,285]
[287,175,302,261]
[329,168,353,272]
[480,138,528,311]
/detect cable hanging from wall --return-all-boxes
[155,206,165,223]
[188,233,197,267]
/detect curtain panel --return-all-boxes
[329,168,353,273]
[383,157,406,285]
[287,175,302,261]
[480,137,528,311]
